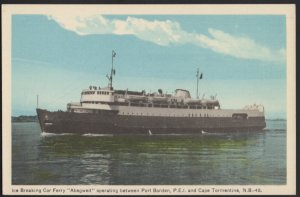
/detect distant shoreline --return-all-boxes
[12,115,38,122]
[265,119,287,121]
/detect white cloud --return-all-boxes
[113,17,188,46]
[47,14,285,63]
[194,28,285,63]
[47,13,113,35]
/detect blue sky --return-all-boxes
[12,14,286,118]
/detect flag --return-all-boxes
[112,50,116,58]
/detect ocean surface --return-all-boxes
[12,120,286,185]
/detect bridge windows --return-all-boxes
[96,91,111,95]
[82,91,95,95]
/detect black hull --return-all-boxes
[36,108,266,135]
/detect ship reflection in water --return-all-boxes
[12,120,286,185]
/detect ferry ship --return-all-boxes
[36,51,266,135]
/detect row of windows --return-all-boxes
[119,112,221,117]
[70,108,233,118]
[81,101,218,110]
[97,91,114,95]
[70,107,238,118]
[82,91,114,95]
[82,91,95,95]
[123,102,215,109]
[82,101,106,104]
[128,102,217,109]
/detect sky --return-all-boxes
[11,14,286,118]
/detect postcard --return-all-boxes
[2,4,296,195]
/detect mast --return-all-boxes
[108,50,116,89]
[196,68,203,99]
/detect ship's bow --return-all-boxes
[36,108,47,132]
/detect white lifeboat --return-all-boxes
[148,96,168,102]
[125,95,147,101]
[184,98,202,105]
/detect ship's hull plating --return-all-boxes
[36,108,266,135]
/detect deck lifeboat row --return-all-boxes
[114,88,220,108]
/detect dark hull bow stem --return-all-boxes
[36,108,266,135]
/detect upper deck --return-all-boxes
[79,87,221,110]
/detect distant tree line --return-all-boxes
[12,115,38,122]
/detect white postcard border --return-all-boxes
[2,4,296,195]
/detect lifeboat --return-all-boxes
[184,98,202,105]
[200,99,208,105]
[148,96,168,103]
[201,99,219,105]
[125,95,147,101]
[207,100,220,105]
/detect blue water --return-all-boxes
[12,120,286,185]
